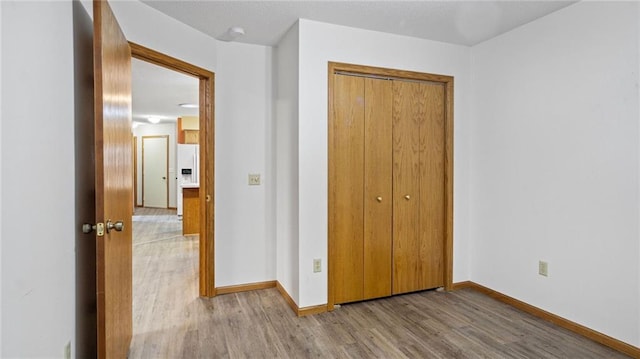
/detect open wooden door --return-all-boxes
[93,0,133,357]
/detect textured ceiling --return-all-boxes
[133,1,577,123]
[142,1,576,47]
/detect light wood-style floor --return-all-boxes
[129,209,629,358]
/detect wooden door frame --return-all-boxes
[141,135,169,208]
[133,136,138,207]
[327,62,454,310]
[130,42,216,297]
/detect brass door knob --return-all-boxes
[376,196,383,202]
[404,195,411,200]
[106,219,124,233]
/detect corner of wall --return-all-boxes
[274,21,301,304]
[637,0,640,347]
[0,1,4,354]
[467,34,479,282]
[265,44,278,284]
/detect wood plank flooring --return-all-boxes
[129,209,629,358]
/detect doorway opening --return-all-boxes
[130,43,215,298]
[128,43,215,353]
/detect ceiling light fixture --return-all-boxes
[148,117,161,124]
[179,103,199,109]
[229,26,245,37]
[220,26,245,42]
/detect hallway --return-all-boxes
[130,208,201,357]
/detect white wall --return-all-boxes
[470,1,640,347]
[0,1,220,356]
[293,20,472,307]
[133,123,177,208]
[2,0,636,354]
[215,41,276,286]
[275,23,300,303]
[113,1,282,289]
[108,1,217,74]
[0,0,4,354]
[1,1,75,356]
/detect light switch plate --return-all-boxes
[538,260,548,277]
[248,173,261,185]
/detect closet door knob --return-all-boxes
[376,196,383,203]
[404,195,411,200]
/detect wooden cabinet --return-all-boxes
[330,70,446,305]
[183,130,199,144]
[177,117,199,144]
[183,187,200,235]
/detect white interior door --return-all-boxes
[142,136,169,208]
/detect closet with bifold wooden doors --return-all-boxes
[329,62,452,306]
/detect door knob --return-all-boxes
[376,196,383,202]
[106,219,124,233]
[162,176,166,180]
[404,195,411,200]
[82,223,94,234]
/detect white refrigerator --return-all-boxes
[176,144,199,216]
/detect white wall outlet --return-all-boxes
[248,173,261,185]
[313,258,321,273]
[538,260,548,277]
[64,341,71,359]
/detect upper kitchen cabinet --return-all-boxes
[178,116,199,144]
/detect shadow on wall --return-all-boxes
[73,1,97,357]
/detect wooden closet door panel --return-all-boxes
[330,74,365,304]
[392,81,425,294]
[363,78,392,299]
[419,83,446,289]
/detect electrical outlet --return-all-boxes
[313,258,322,273]
[538,260,548,277]
[64,341,71,359]
[248,173,261,185]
